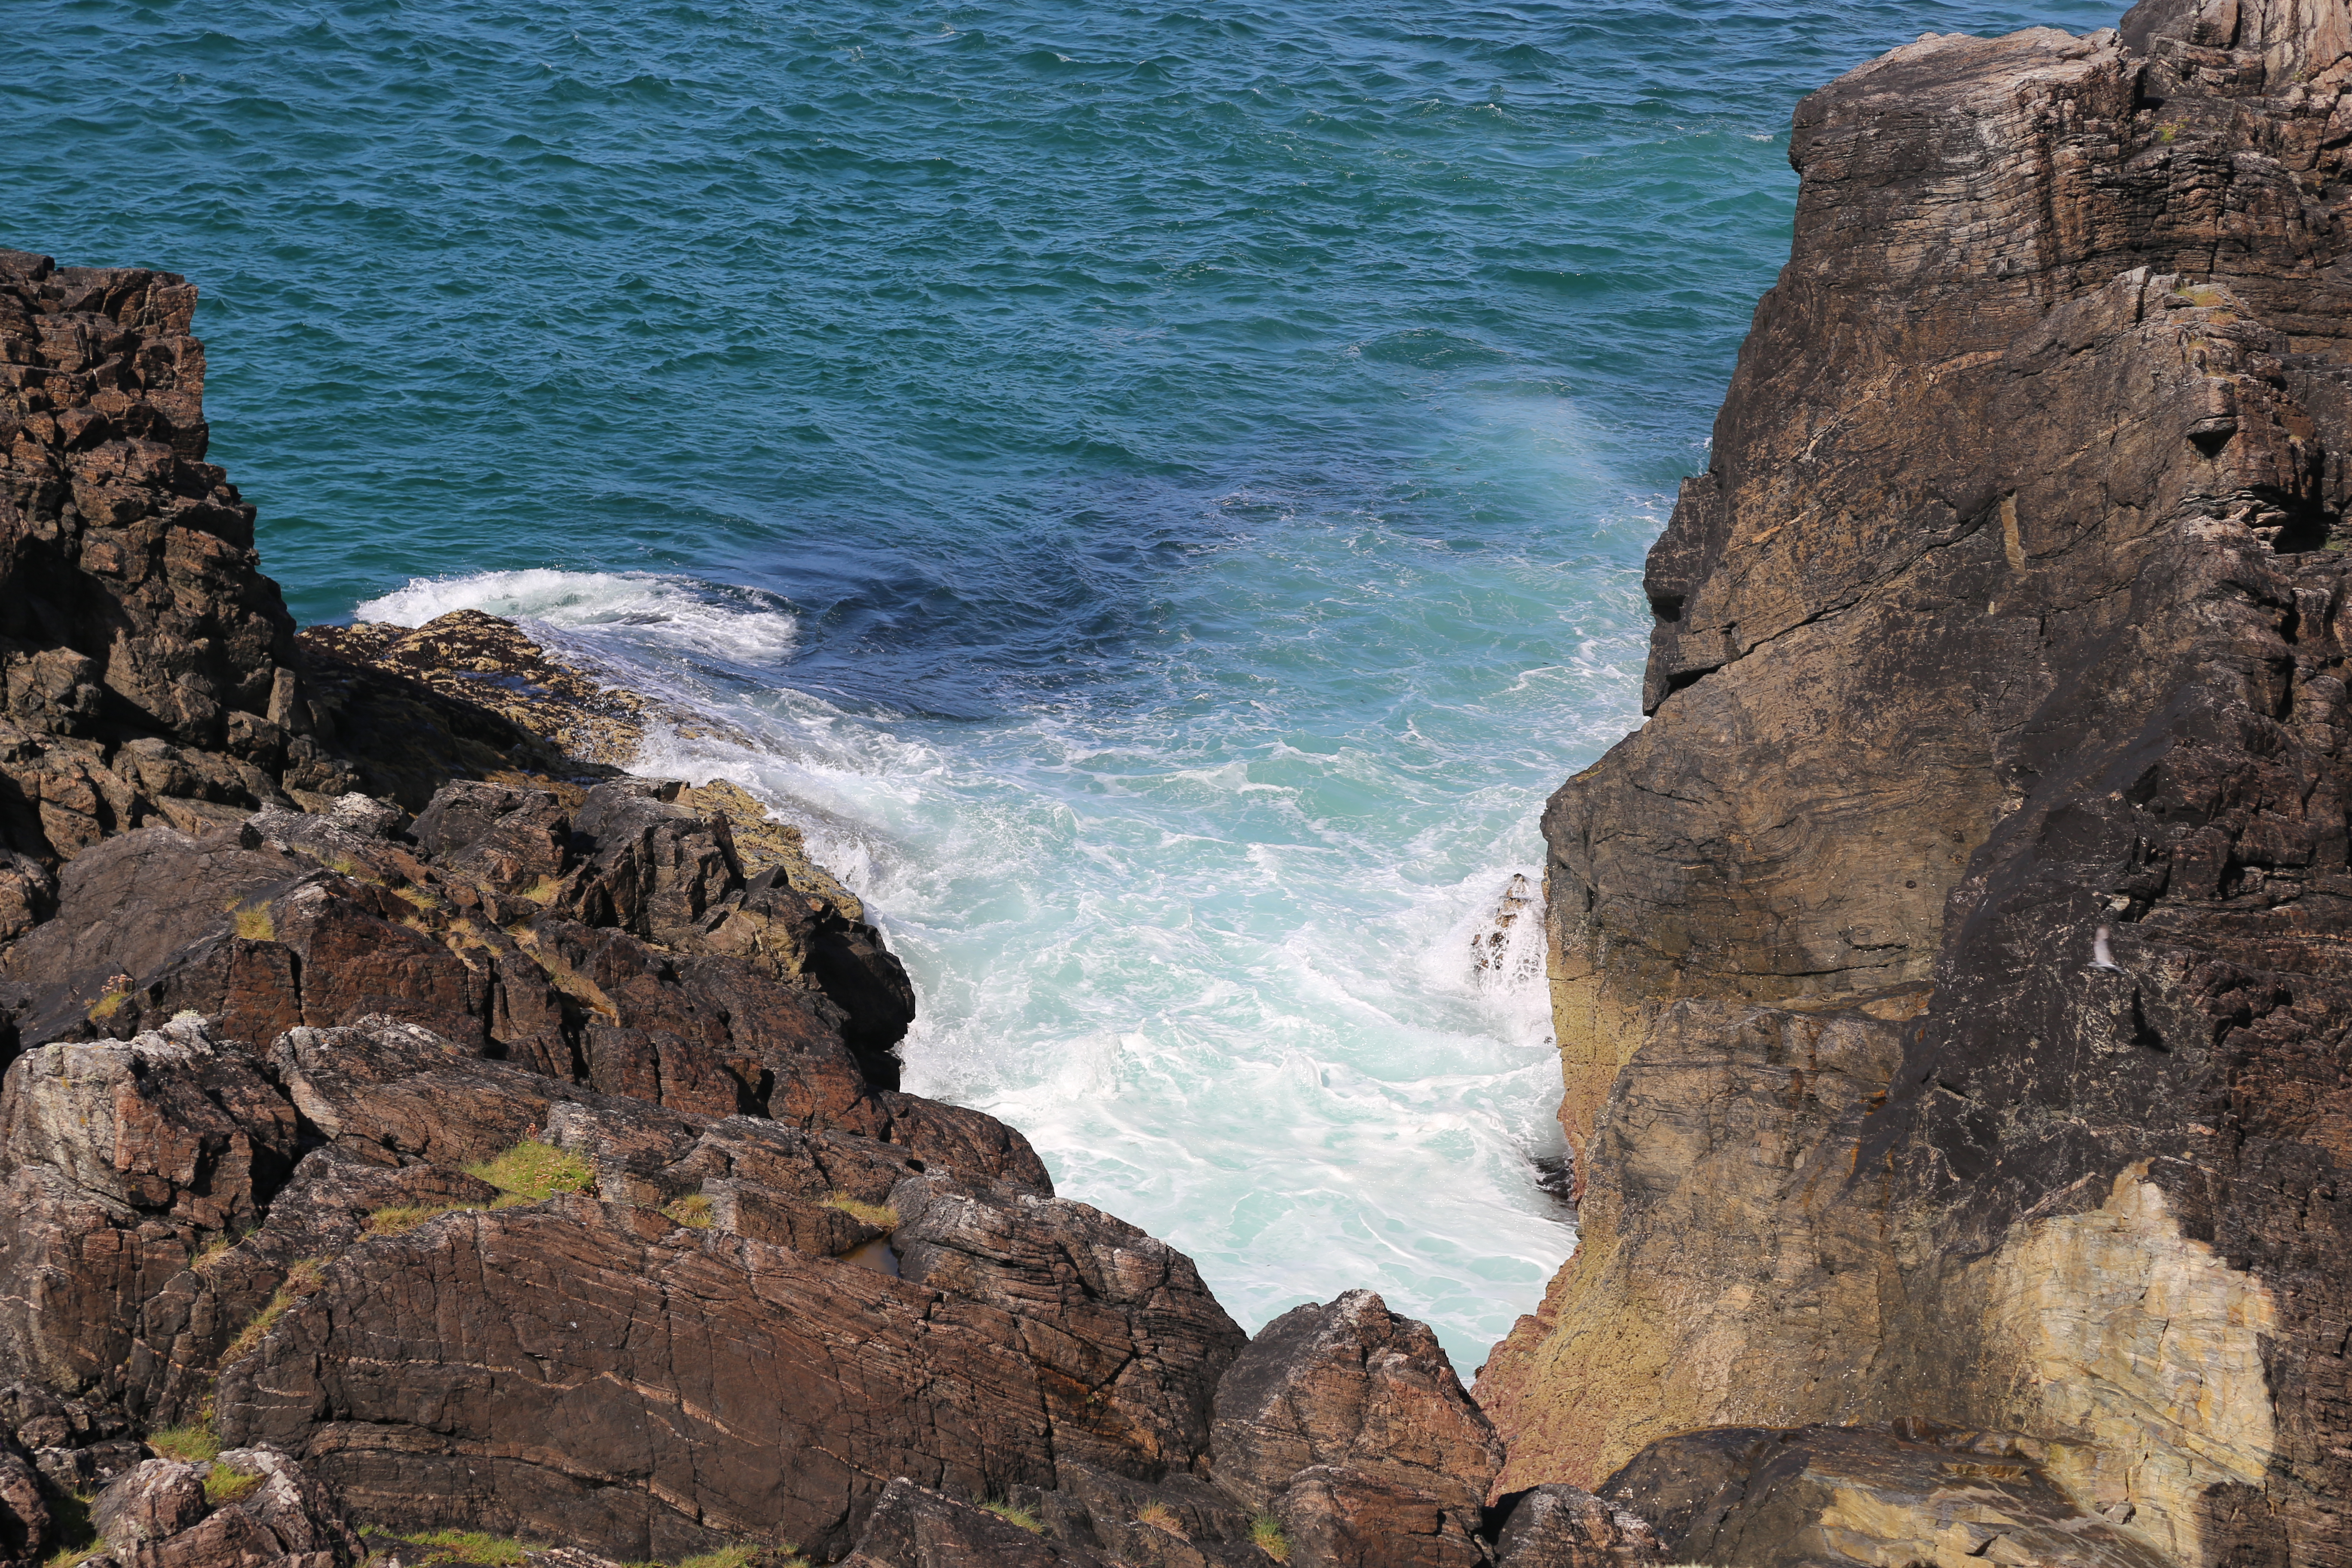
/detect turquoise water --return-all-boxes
[12,0,2118,1372]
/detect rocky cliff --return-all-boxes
[1480,3,2352,1566]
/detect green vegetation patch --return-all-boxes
[204,1464,265,1506]
[1251,1512,1291,1562]
[466,1140,596,1202]
[401,1529,531,1565]
[980,1498,1044,1535]
[233,905,276,942]
[678,1547,807,1568]
[147,1423,221,1463]
[822,1194,899,1230]
[663,1194,715,1230]
[364,1201,492,1236]
[1136,1501,1185,1536]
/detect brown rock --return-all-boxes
[1274,1466,1479,1568]
[0,250,335,868]
[0,826,314,1049]
[0,1439,52,1561]
[0,1018,299,1409]
[894,1176,1247,1479]
[91,1458,209,1546]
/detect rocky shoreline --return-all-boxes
[4,0,2350,1563]
[0,248,1580,1567]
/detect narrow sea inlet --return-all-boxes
[14,0,2119,1370]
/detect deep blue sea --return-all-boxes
[14,0,2119,1372]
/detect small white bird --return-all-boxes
[2089,925,2122,971]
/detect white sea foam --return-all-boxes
[357,568,799,667]
[361,542,1649,1373]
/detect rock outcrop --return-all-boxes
[0,248,361,924]
[1483,4,2352,1566]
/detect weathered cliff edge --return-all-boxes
[0,247,1613,1568]
[1479,3,2352,1565]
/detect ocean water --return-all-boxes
[12,0,2119,1373]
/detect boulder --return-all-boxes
[1210,1290,1500,1567]
[85,1444,363,1568]
[90,1458,208,1546]
[0,1439,50,1562]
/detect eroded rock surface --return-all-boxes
[1485,4,2352,1566]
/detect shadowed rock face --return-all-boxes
[1483,3,2352,1565]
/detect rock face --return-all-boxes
[1482,4,2352,1566]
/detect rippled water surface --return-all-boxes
[13,0,2118,1369]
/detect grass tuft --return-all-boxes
[466,1140,595,1202]
[232,904,276,942]
[146,1423,221,1463]
[401,1529,530,1565]
[86,986,130,1022]
[365,1203,480,1236]
[678,1547,809,1568]
[822,1194,899,1230]
[221,1258,327,1364]
[204,1464,265,1506]
[980,1498,1044,1534]
[1251,1512,1290,1562]
[1136,1501,1185,1536]
[663,1194,715,1230]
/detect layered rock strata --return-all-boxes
[1482,3,2352,1566]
